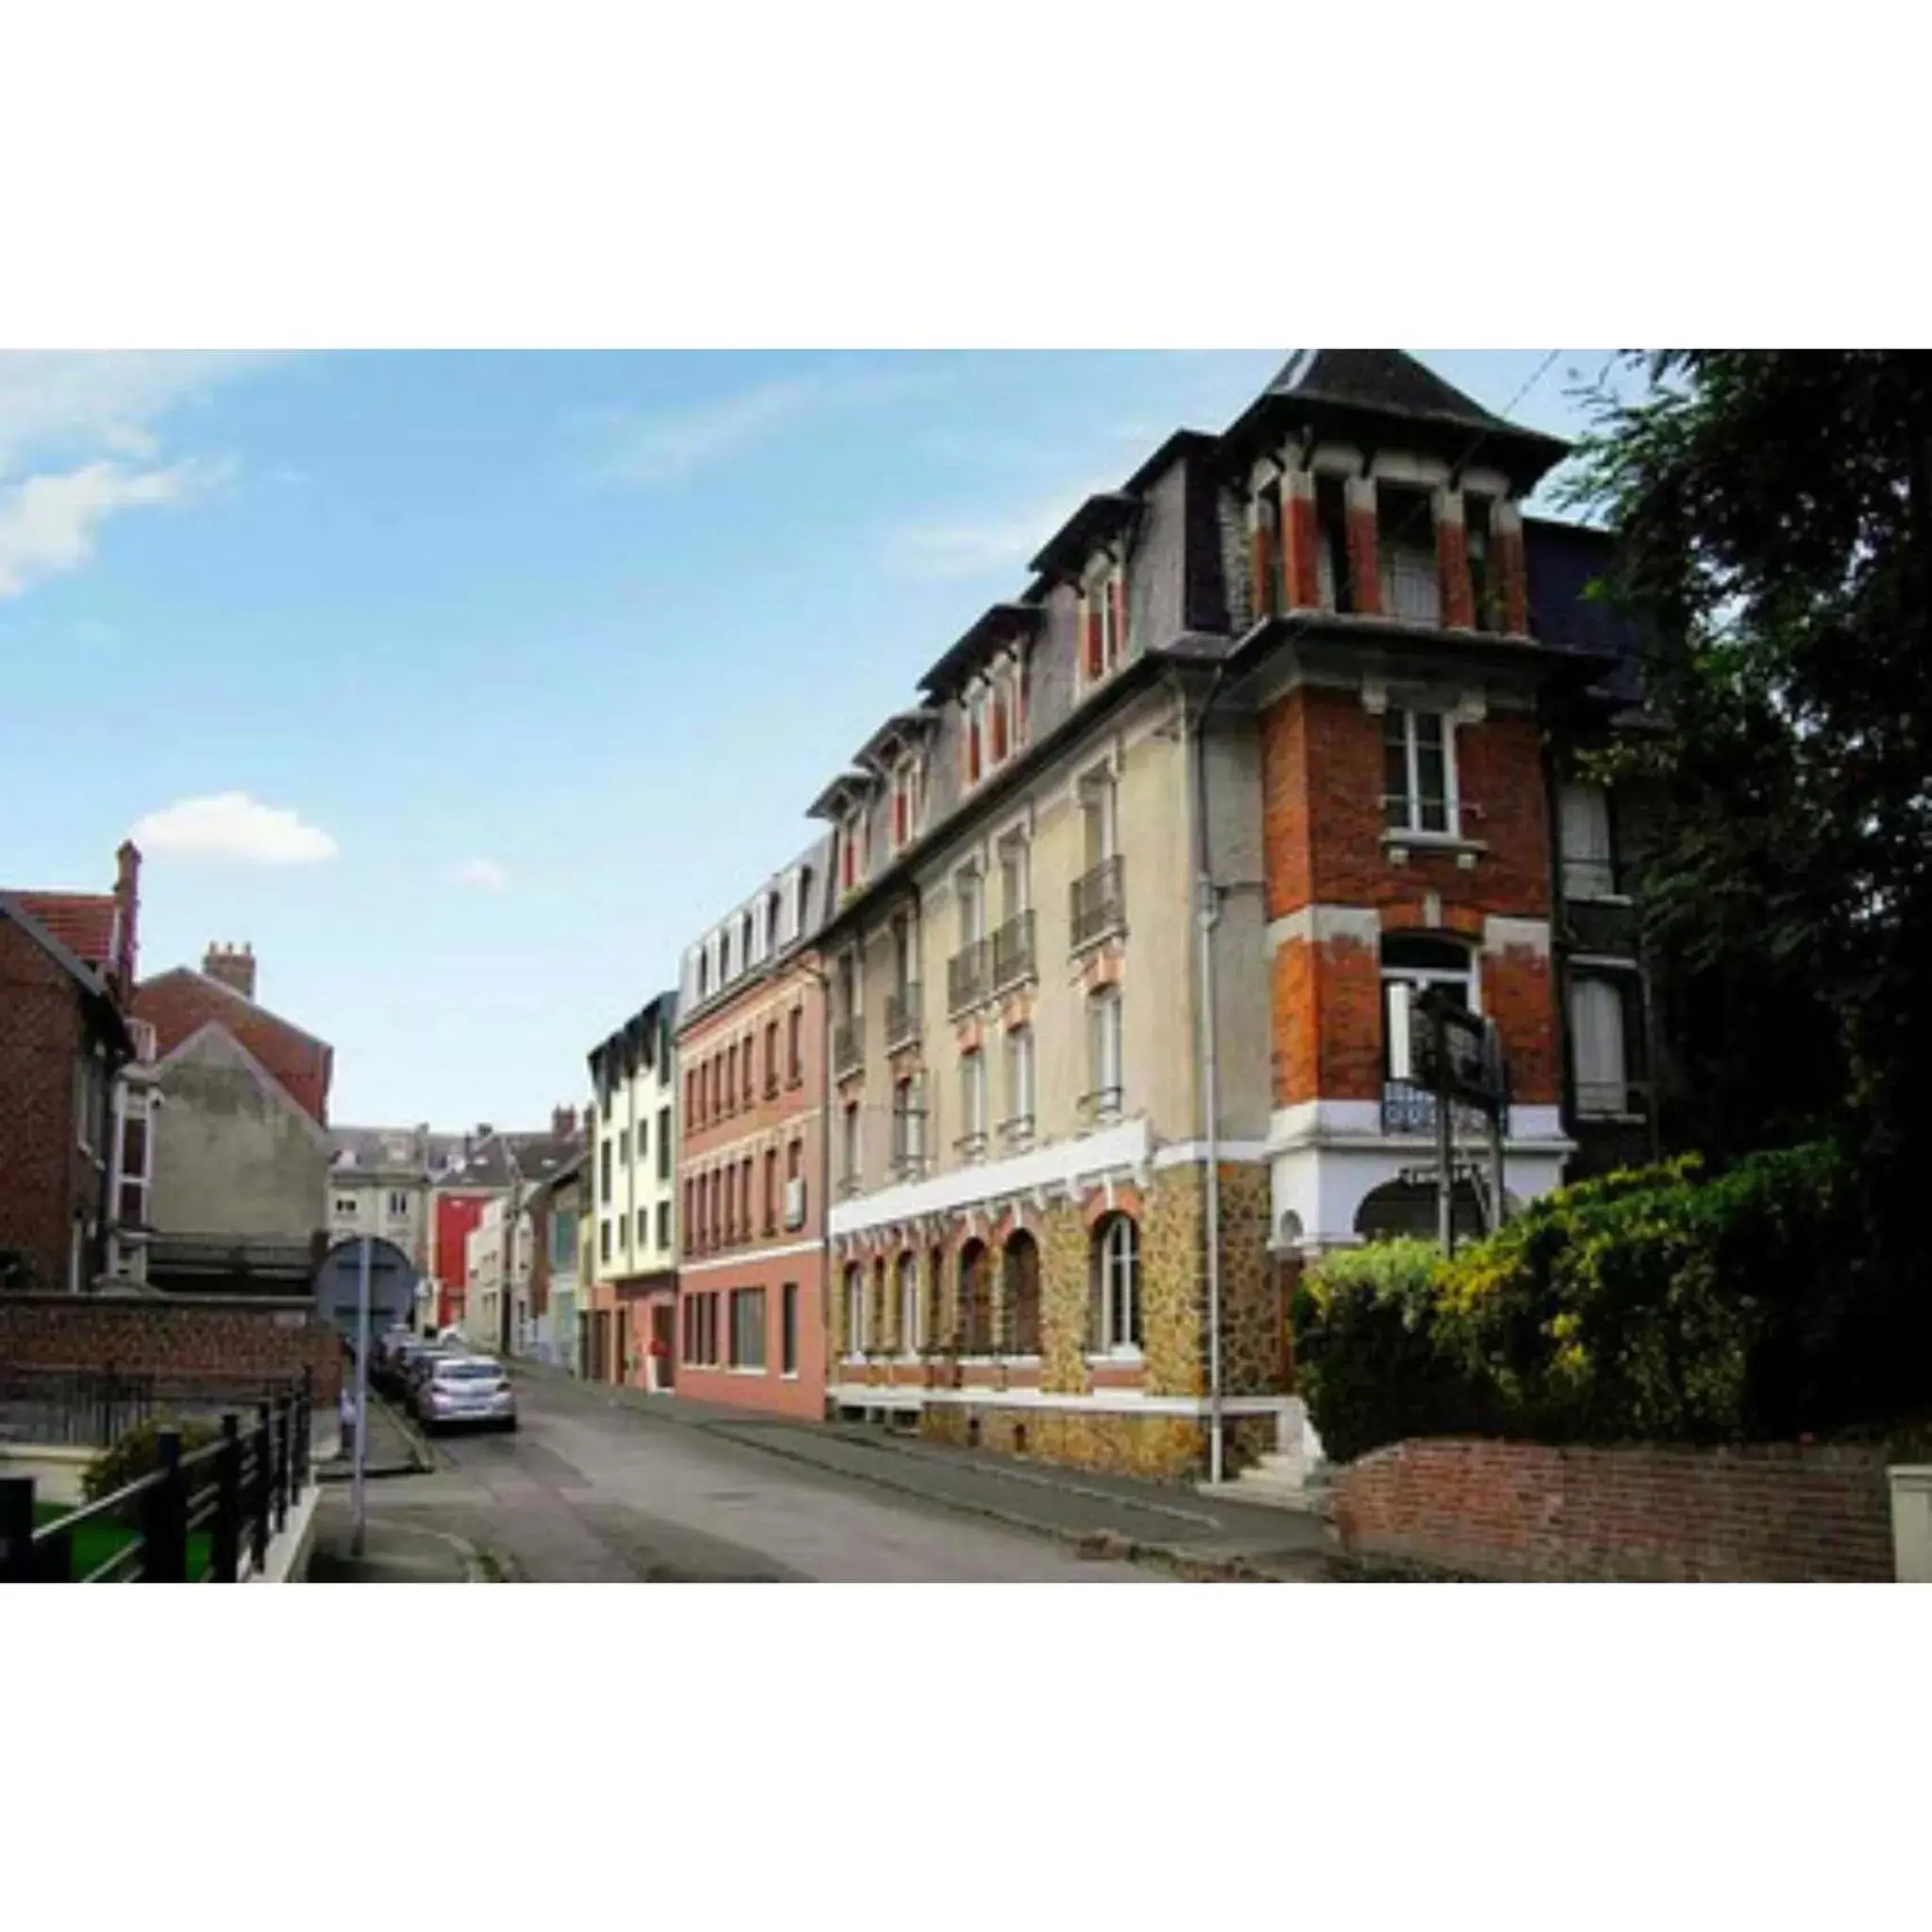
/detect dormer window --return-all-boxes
[841,810,869,893]
[964,685,988,788]
[1081,560,1125,685]
[891,756,925,853]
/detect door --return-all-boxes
[615,1307,630,1387]
[652,1303,676,1391]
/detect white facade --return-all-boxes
[463,1199,507,1353]
[591,1021,677,1285]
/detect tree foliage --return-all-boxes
[1564,353,1932,1268]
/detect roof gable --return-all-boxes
[156,1022,332,1149]
[6,891,117,971]
[138,965,332,1052]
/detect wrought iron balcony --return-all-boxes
[1380,1079,1492,1139]
[947,938,990,1014]
[1070,856,1125,951]
[885,983,923,1051]
[991,910,1036,992]
[832,1014,864,1079]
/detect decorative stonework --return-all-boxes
[1040,1200,1092,1395]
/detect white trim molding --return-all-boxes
[826,1384,1294,1421]
[679,1236,823,1277]
[1483,915,1553,958]
[1264,904,1382,954]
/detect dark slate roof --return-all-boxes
[329,1124,466,1175]
[918,602,1044,701]
[806,770,876,824]
[434,1125,584,1192]
[1524,517,1647,708]
[1027,491,1142,582]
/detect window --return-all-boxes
[1080,769,1117,870]
[781,1282,799,1376]
[387,1189,409,1217]
[620,1210,631,1251]
[844,1263,866,1355]
[1381,935,1476,1087]
[1085,991,1123,1123]
[1314,473,1356,613]
[730,1288,767,1371]
[957,864,984,948]
[682,1177,695,1246]
[740,1156,754,1238]
[1571,975,1632,1117]
[600,1220,612,1263]
[1083,563,1124,681]
[687,1068,701,1125]
[334,1194,358,1217]
[958,1240,992,1354]
[764,1021,780,1096]
[658,1106,672,1180]
[841,1101,861,1189]
[891,1073,924,1174]
[599,1140,612,1201]
[684,1291,722,1367]
[550,1208,579,1272]
[762,1149,777,1230]
[1251,476,1282,617]
[786,1141,805,1226]
[741,1035,755,1106]
[997,832,1029,923]
[635,1117,648,1167]
[896,1253,920,1355]
[724,1045,737,1112]
[657,1200,671,1251]
[958,1050,986,1157]
[1382,708,1457,836]
[766,889,783,956]
[788,1006,804,1086]
[1004,1231,1041,1357]
[891,757,924,849]
[615,1126,627,1167]
[1004,1025,1035,1138]
[1377,483,1441,626]
[965,685,987,786]
[1466,494,1500,630]
[1091,1214,1141,1353]
[118,1109,151,1227]
[1559,781,1617,900]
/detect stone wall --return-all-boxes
[1330,1437,1894,1582]
[0,1292,343,1404]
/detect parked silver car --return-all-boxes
[416,1356,517,1434]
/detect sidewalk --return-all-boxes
[511,1358,1340,1580]
[307,1491,498,1581]
[316,1391,431,1482]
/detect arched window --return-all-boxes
[1090,1214,1141,1354]
[1002,1231,1041,1357]
[926,1243,945,1355]
[871,1257,888,1356]
[958,1239,991,1355]
[897,1252,921,1356]
[843,1262,865,1356]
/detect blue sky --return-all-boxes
[0,350,1611,1127]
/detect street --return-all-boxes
[323,1368,1170,1582]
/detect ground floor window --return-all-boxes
[844,1262,866,1355]
[683,1291,721,1367]
[897,1252,920,1354]
[1090,1213,1141,1353]
[729,1287,767,1370]
[781,1282,798,1375]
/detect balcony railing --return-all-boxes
[954,1130,988,1163]
[991,910,1036,992]
[947,939,990,1015]
[998,1113,1035,1152]
[1575,1078,1651,1121]
[1070,856,1125,951]
[885,984,923,1051]
[1381,1079,1492,1139]
[1078,1087,1123,1128]
[832,1014,864,1079]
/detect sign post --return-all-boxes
[351,1234,371,1558]
[1412,991,1511,1257]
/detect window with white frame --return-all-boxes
[1382,708,1457,836]
[1091,1213,1141,1353]
[964,685,989,787]
[1003,1024,1035,1138]
[1082,560,1125,683]
[334,1194,358,1218]
[841,1101,861,1187]
[1085,990,1123,1123]
[958,1050,987,1156]
[844,1263,866,1355]
[729,1287,767,1371]
[957,863,984,947]
[1380,935,1475,1084]
[1079,766,1117,870]
[1376,483,1442,626]
[1570,975,1631,1117]
[891,756,924,851]
[997,830,1029,924]
[891,1073,924,1173]
[897,1252,921,1355]
[1559,781,1618,900]
[387,1190,409,1217]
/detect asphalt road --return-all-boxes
[359,1369,1163,1582]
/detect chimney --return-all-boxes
[112,841,141,1002]
[203,941,257,1001]
[552,1104,577,1138]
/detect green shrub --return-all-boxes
[83,1417,224,1503]
[1292,1141,1879,1460]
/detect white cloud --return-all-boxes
[451,858,508,892]
[0,352,267,479]
[131,792,338,866]
[0,458,223,599]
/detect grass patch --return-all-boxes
[34,1501,214,1581]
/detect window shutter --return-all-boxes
[1084,600,1103,680]
[1569,978,1626,1112]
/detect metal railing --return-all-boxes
[0,1367,305,1450]
[832,1014,864,1079]
[991,910,1036,991]
[1575,1078,1651,1121]
[885,984,923,1051]
[0,1379,312,1584]
[947,939,990,1014]
[1381,1079,1492,1139]
[1070,857,1124,951]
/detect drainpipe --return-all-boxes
[1186,665,1231,1485]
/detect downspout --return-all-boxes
[1186,664,1231,1484]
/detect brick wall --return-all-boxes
[1330,1437,1894,1582]
[0,919,88,1291]
[0,1293,343,1405]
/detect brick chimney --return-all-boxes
[552,1104,578,1138]
[111,841,141,1002]
[203,941,257,1000]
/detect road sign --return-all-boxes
[1411,993,1507,1113]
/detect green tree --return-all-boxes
[1566,355,1932,1274]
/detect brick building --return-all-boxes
[430,1120,583,1341]
[798,350,1653,1482]
[672,846,834,1419]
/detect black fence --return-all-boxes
[0,1380,312,1584]
[0,1366,306,1449]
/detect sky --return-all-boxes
[0,349,1618,1129]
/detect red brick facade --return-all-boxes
[1330,1437,1893,1582]
[0,916,102,1291]
[134,970,333,1125]
[0,1293,343,1405]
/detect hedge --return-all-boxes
[83,1417,225,1503]
[1291,1142,1907,1463]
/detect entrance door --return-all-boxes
[615,1307,630,1388]
[652,1303,676,1391]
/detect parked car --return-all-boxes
[382,1336,437,1395]
[402,1345,461,1411]
[416,1356,517,1434]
